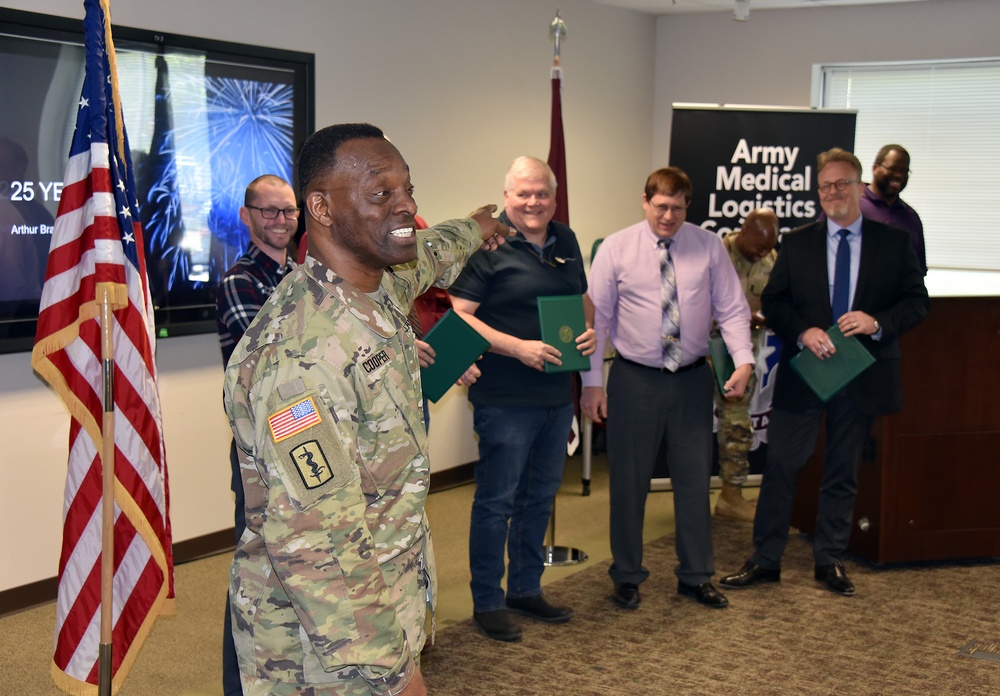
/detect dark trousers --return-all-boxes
[606,357,715,587]
[223,439,245,695]
[751,391,875,569]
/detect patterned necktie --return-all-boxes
[658,238,682,371]
[832,229,851,321]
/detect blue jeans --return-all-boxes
[469,403,574,612]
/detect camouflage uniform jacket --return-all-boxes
[716,232,776,345]
[224,219,482,694]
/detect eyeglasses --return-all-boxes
[246,205,301,220]
[818,179,859,194]
[877,163,912,176]
[650,203,688,217]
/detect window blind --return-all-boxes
[818,60,1000,272]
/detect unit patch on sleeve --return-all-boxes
[268,396,323,443]
[290,440,333,489]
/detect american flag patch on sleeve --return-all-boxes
[268,397,323,442]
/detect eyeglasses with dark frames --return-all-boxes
[246,205,301,220]
[818,179,859,194]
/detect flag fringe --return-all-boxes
[50,577,168,696]
[31,282,131,447]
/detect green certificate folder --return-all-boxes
[537,295,590,374]
[708,335,736,396]
[789,324,876,403]
[420,309,490,403]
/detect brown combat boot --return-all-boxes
[715,483,756,523]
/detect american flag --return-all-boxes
[268,397,323,442]
[31,0,175,692]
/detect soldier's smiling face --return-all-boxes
[315,137,419,275]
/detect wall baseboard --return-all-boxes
[430,462,475,492]
[0,463,477,618]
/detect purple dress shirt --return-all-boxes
[583,220,754,388]
[859,185,926,274]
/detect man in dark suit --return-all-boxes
[719,148,929,596]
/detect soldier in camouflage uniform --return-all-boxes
[224,123,510,696]
[713,209,779,523]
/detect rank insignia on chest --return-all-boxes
[268,396,323,443]
[290,439,333,489]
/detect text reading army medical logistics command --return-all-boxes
[701,138,816,233]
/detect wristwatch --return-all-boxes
[872,318,880,332]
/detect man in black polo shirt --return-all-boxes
[449,156,594,642]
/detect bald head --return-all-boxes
[733,208,779,263]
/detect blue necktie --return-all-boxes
[658,238,682,371]
[832,229,851,321]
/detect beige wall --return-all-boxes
[0,0,655,592]
[651,0,1000,163]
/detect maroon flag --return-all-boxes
[31,1,174,692]
[547,67,569,226]
[547,65,581,455]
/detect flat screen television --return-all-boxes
[0,8,314,353]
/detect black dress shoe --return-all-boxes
[610,582,641,609]
[506,593,573,623]
[719,561,781,589]
[678,582,729,608]
[473,609,522,642]
[815,562,855,596]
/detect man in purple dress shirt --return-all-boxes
[581,167,754,611]
[860,144,926,275]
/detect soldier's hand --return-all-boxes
[415,339,435,368]
[398,667,427,696]
[468,204,514,250]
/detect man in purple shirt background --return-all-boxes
[860,144,927,275]
[581,167,753,612]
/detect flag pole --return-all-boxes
[99,285,115,696]
[543,9,587,568]
[99,3,123,693]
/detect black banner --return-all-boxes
[668,105,857,236]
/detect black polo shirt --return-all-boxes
[448,212,587,407]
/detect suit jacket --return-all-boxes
[762,218,929,415]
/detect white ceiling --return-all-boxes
[592,0,931,15]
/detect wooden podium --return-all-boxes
[790,296,1000,564]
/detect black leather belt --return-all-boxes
[616,355,706,374]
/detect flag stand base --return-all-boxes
[543,545,588,566]
[541,498,587,567]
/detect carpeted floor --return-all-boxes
[4,457,997,695]
[422,517,1000,695]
